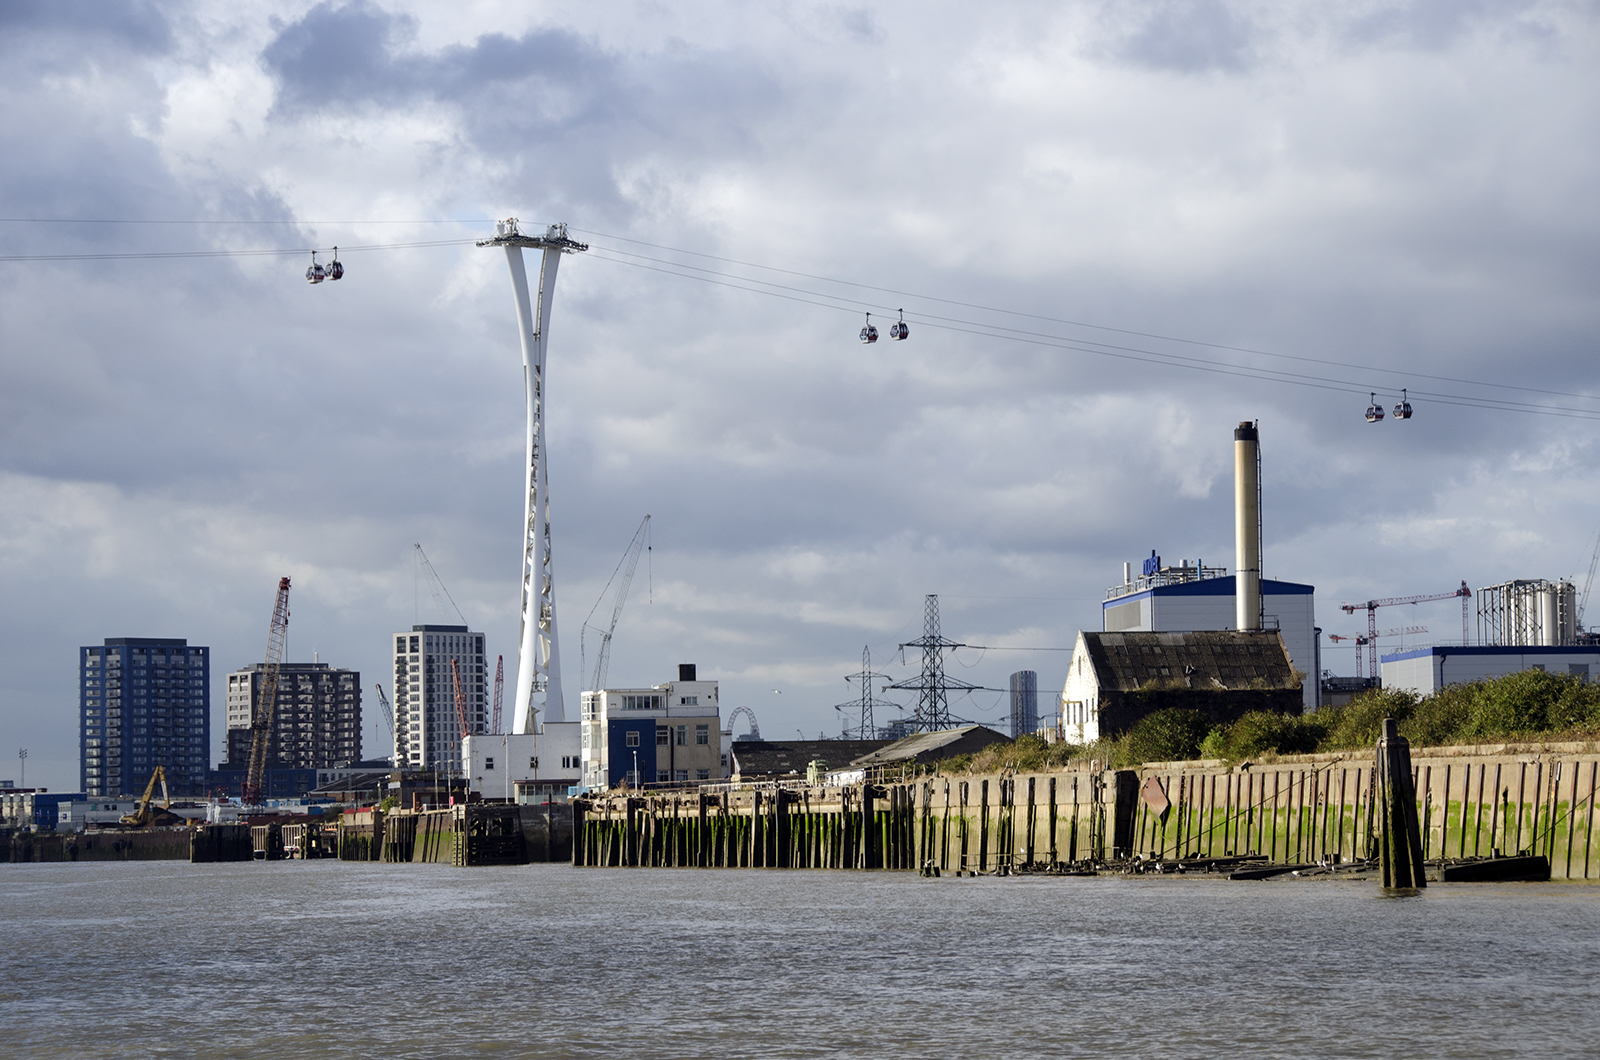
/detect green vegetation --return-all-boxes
[935,670,1600,773]
[378,796,399,813]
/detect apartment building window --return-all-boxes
[696,725,709,745]
[679,696,698,706]
[675,725,687,746]
[657,770,669,782]
[625,731,640,747]
[485,757,495,770]
[697,769,710,781]
[675,770,688,782]
[656,726,669,746]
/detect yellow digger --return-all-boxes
[119,766,186,828]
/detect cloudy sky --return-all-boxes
[3,0,1598,790]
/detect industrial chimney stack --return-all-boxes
[1234,421,1262,631]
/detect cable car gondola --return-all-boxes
[326,246,344,281]
[1364,392,1384,423]
[306,252,325,284]
[859,313,878,344]
[1392,388,1412,420]
[888,308,909,341]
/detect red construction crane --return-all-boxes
[491,655,504,735]
[1341,581,1470,677]
[244,577,292,807]
[451,658,473,766]
[1328,626,1427,678]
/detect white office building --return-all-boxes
[462,727,582,803]
[391,625,488,770]
[580,664,726,790]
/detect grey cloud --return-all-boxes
[1341,0,1544,50]
[0,0,172,57]
[261,2,785,214]
[1112,0,1256,73]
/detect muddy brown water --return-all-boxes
[2,861,1596,1058]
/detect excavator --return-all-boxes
[119,765,186,828]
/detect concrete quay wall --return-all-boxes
[575,742,1600,879]
[1129,745,1600,879]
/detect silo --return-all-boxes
[1540,585,1559,646]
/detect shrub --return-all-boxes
[1119,709,1213,766]
[1318,688,1420,750]
[1200,710,1327,761]
[1401,687,1472,748]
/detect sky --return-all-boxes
[3,0,1599,791]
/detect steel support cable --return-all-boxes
[589,244,1600,419]
[573,227,1600,408]
[8,217,1597,417]
[589,250,1600,420]
[1151,757,1350,861]
[6,214,1597,408]
[0,237,477,261]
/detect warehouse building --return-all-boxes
[1380,645,1600,696]
[1062,630,1303,743]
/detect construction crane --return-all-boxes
[581,515,650,691]
[491,655,504,735]
[1328,626,1427,679]
[374,683,395,765]
[1575,523,1600,633]
[119,766,183,828]
[1341,581,1470,678]
[414,542,469,625]
[244,576,292,807]
[451,658,473,761]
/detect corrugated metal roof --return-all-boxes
[1084,630,1298,692]
[848,725,1009,766]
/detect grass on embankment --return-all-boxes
[936,668,1600,774]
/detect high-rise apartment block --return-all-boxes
[80,638,210,797]
[1009,670,1039,738]
[223,662,362,770]
[393,625,487,770]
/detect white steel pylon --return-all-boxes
[478,219,588,732]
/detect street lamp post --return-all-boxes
[18,748,25,789]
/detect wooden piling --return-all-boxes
[1377,717,1427,889]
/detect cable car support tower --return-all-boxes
[478,219,588,733]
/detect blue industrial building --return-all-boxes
[1381,645,1600,696]
[80,638,210,797]
[1101,563,1318,710]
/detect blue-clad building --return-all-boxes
[1381,645,1600,696]
[1101,558,1318,710]
[80,638,210,798]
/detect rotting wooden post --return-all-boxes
[859,783,875,869]
[1048,776,1058,866]
[978,779,990,872]
[1377,717,1427,889]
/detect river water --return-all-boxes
[2,862,1596,1059]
